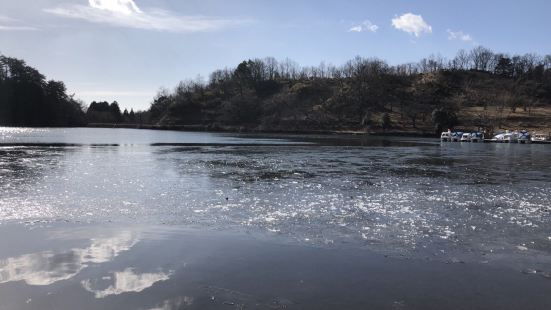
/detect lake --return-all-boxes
[1,127,551,309]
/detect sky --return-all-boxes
[1,0,550,111]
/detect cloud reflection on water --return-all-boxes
[82,268,172,298]
[147,296,194,310]
[0,231,138,285]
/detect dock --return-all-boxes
[478,139,551,144]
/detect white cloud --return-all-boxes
[447,29,473,42]
[348,20,378,33]
[0,25,39,31]
[348,25,362,32]
[391,13,432,37]
[45,0,250,32]
[0,15,38,31]
[89,0,142,15]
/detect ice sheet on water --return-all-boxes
[1,139,551,269]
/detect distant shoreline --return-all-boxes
[85,123,438,137]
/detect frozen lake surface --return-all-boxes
[1,127,551,309]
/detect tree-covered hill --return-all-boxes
[0,54,86,127]
[2,48,550,134]
[148,47,551,134]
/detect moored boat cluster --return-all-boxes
[440,130,551,144]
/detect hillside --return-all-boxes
[1,47,550,135]
[148,48,551,135]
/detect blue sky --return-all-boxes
[1,0,550,110]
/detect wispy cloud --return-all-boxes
[0,15,38,31]
[391,13,432,37]
[447,29,473,42]
[89,0,142,15]
[45,0,251,32]
[348,20,378,33]
[0,25,39,31]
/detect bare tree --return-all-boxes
[544,55,551,70]
[452,49,470,70]
[248,59,266,81]
[470,46,495,71]
[264,57,278,80]
[342,58,356,78]
[521,53,543,73]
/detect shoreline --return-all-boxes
[86,123,438,137]
[85,123,551,142]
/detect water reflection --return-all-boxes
[82,268,172,298]
[1,224,550,310]
[149,296,194,310]
[147,296,194,310]
[0,231,138,285]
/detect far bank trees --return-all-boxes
[147,47,551,132]
[0,54,86,126]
